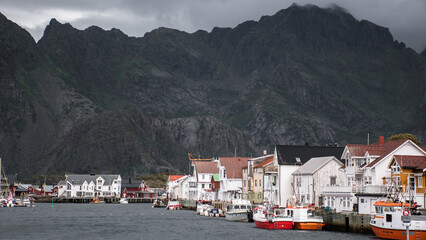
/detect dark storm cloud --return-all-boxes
[0,0,425,52]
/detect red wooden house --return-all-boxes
[121,178,157,199]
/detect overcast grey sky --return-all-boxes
[1,0,425,52]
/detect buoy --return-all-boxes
[51,198,54,208]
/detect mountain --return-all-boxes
[421,47,426,58]
[1,4,425,181]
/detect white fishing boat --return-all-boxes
[225,199,253,222]
[197,203,210,215]
[370,201,426,240]
[119,197,128,204]
[166,200,182,210]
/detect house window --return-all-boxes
[361,198,364,203]
[202,174,205,180]
[202,184,205,188]
[259,180,262,187]
[343,197,346,208]
[418,177,423,187]
[330,177,336,186]
[244,180,246,187]
[223,169,226,178]
[409,177,415,190]
[209,184,211,188]
[391,161,401,173]
[255,180,257,187]
[296,177,301,187]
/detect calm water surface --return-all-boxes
[1,203,379,240]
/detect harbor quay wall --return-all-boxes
[315,211,373,234]
[32,196,155,203]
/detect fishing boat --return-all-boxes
[119,197,128,204]
[287,206,324,230]
[253,206,293,229]
[202,205,214,216]
[370,201,426,240]
[196,203,210,215]
[166,200,182,210]
[91,198,105,204]
[225,199,253,222]
[208,208,223,217]
[152,198,166,208]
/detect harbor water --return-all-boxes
[0,203,380,240]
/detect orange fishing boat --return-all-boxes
[370,201,426,240]
[287,206,324,230]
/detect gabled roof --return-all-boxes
[168,175,185,182]
[275,145,344,165]
[392,155,426,170]
[292,156,342,175]
[254,156,273,168]
[194,161,219,174]
[65,174,120,185]
[365,139,411,168]
[220,157,250,179]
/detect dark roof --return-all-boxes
[275,145,344,165]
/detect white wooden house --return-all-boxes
[218,157,250,202]
[292,156,344,207]
[57,174,121,198]
[273,145,344,207]
[192,160,219,201]
[321,137,426,214]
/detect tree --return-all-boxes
[386,133,422,145]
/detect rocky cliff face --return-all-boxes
[1,4,425,180]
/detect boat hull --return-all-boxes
[226,212,251,222]
[293,222,324,230]
[254,220,293,229]
[371,225,426,240]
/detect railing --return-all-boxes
[321,185,388,194]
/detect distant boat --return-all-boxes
[152,199,166,208]
[91,198,105,204]
[166,201,182,210]
[119,198,128,204]
[225,199,253,222]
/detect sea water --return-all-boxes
[0,203,379,240]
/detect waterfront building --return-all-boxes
[121,178,156,199]
[172,175,190,200]
[166,175,186,199]
[292,156,344,207]
[321,137,426,214]
[273,144,344,207]
[210,173,220,201]
[388,155,426,206]
[217,157,250,202]
[192,161,219,201]
[57,174,121,198]
[242,154,273,203]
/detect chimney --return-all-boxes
[379,136,384,145]
[263,150,267,156]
